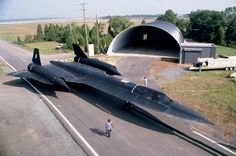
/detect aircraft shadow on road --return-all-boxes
[70,84,174,135]
[3,79,58,98]
[4,79,174,135]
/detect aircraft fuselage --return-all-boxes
[50,61,211,123]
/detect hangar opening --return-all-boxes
[107,21,184,58]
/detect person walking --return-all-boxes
[144,76,148,87]
[105,119,112,138]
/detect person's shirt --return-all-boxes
[144,77,148,87]
[105,121,112,130]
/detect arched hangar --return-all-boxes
[107,21,216,64]
[107,21,184,58]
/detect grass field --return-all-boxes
[163,70,236,136]
[23,42,72,54]
[0,19,108,42]
[216,45,236,56]
[0,23,37,42]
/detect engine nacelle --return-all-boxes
[27,63,37,71]
[79,58,121,76]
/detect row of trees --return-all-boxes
[156,7,236,47]
[32,22,113,54]
[18,17,134,54]
[17,7,235,54]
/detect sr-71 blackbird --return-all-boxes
[10,44,211,124]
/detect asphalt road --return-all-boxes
[0,40,214,156]
[115,56,160,89]
[0,51,86,155]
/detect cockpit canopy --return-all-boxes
[133,86,173,103]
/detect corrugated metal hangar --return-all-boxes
[107,21,216,64]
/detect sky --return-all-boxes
[0,0,235,20]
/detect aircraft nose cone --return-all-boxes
[169,102,213,124]
[55,77,71,92]
[114,70,122,76]
[108,67,122,76]
[110,70,122,76]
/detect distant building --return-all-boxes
[107,21,216,64]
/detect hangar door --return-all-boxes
[182,48,202,64]
[122,26,180,57]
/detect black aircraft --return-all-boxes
[9,44,211,124]
[73,44,121,76]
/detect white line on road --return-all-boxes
[193,130,236,155]
[0,56,99,156]
[0,56,17,71]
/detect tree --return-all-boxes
[36,24,43,41]
[66,32,77,49]
[17,36,22,43]
[224,7,236,21]
[88,21,106,54]
[176,19,189,37]
[44,24,49,40]
[188,10,225,44]
[24,34,33,43]
[157,10,177,25]
[81,24,91,50]
[141,19,146,24]
[90,26,99,53]
[216,26,225,45]
[108,17,134,37]
[224,7,236,47]
[16,36,23,45]
[47,24,57,41]
[100,34,113,53]
[225,16,236,47]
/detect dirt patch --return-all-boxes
[94,55,123,65]
[149,59,189,87]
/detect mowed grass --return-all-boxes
[217,45,236,56]
[23,42,72,54]
[163,71,236,136]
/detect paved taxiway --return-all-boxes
[0,40,221,155]
[0,60,86,155]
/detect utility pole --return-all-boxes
[96,15,100,53]
[80,3,88,52]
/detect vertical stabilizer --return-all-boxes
[72,44,88,59]
[32,48,41,66]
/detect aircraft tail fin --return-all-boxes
[72,44,87,62]
[32,48,41,66]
